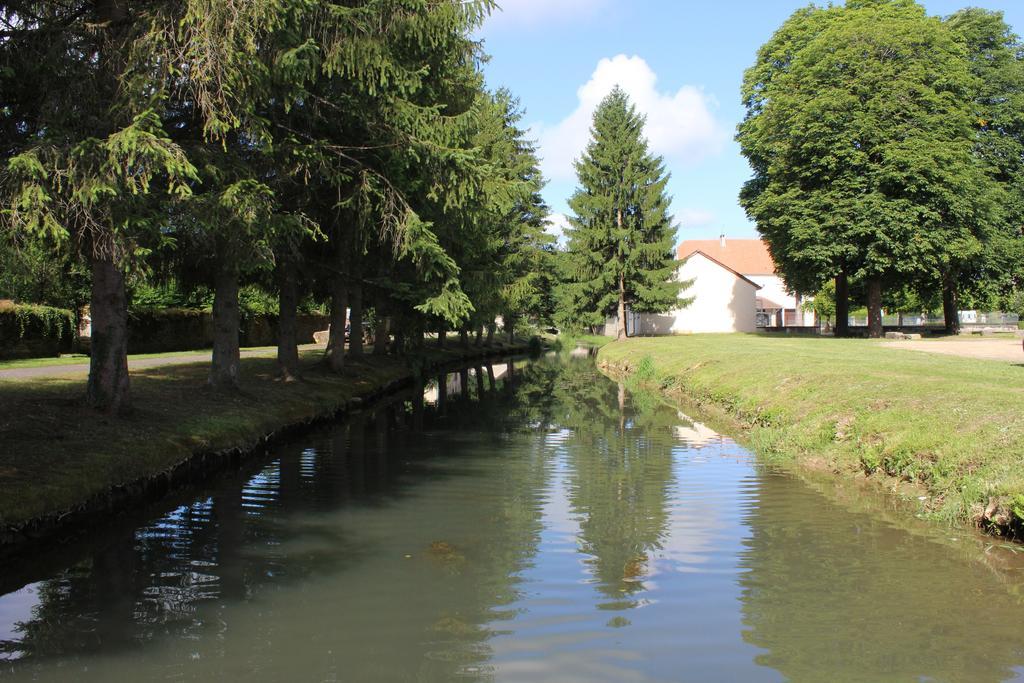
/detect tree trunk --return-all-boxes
[276,258,300,381]
[507,317,515,344]
[475,366,485,397]
[459,369,470,398]
[210,263,241,389]
[616,207,628,340]
[834,271,849,338]
[392,330,405,356]
[86,253,131,414]
[943,271,961,336]
[486,363,496,390]
[486,323,495,347]
[436,373,447,414]
[866,276,883,339]
[459,329,469,348]
[325,277,348,372]
[616,273,627,340]
[474,325,483,347]
[373,314,389,355]
[348,282,364,358]
[436,323,446,348]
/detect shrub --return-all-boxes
[633,355,657,383]
[0,302,75,359]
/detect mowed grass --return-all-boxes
[0,346,279,370]
[598,334,1024,530]
[560,333,614,349]
[0,345,510,528]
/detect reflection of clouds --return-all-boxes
[672,411,726,448]
[0,582,39,661]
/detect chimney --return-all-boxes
[720,234,726,248]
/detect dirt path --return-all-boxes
[881,337,1024,363]
[0,344,325,381]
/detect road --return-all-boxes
[880,337,1024,363]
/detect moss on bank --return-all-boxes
[0,344,523,536]
[597,334,1024,537]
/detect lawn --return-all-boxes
[0,346,279,370]
[0,343,521,532]
[598,334,1024,533]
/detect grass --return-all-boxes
[598,334,1024,533]
[0,343,522,529]
[0,346,279,370]
[559,333,614,349]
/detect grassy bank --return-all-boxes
[0,344,521,536]
[597,334,1024,535]
[559,333,614,349]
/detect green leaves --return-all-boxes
[561,88,684,330]
[738,0,1002,301]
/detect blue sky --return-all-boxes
[476,0,1024,246]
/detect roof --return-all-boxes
[683,251,762,290]
[676,238,776,275]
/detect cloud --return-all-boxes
[676,208,716,230]
[486,0,606,27]
[532,55,726,183]
[544,213,571,247]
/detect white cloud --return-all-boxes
[676,208,716,229]
[531,54,727,183]
[544,213,571,247]
[486,0,606,27]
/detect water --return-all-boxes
[2,356,1023,682]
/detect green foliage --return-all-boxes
[0,302,75,357]
[1011,494,1024,522]
[633,355,657,383]
[560,88,687,334]
[802,280,837,326]
[738,0,1001,308]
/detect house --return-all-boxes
[676,237,815,329]
[602,236,814,335]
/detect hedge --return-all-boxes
[0,302,75,359]
[125,308,329,354]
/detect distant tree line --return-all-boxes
[738,0,1024,337]
[0,1,556,414]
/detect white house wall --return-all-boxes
[636,253,758,334]
[748,274,815,326]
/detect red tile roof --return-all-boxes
[677,238,776,275]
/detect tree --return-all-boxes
[947,8,1024,333]
[561,88,685,339]
[738,0,996,338]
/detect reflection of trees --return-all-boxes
[1,356,564,681]
[555,359,678,606]
[739,477,1024,682]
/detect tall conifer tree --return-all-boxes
[562,88,685,338]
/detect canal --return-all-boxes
[2,355,1023,681]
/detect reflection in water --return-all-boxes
[739,473,1024,682]
[0,357,1023,681]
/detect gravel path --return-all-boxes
[0,344,325,381]
[880,337,1024,363]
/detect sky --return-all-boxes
[476,0,1024,247]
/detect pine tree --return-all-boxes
[562,88,685,339]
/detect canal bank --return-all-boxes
[597,334,1024,539]
[0,343,531,549]
[3,354,1023,680]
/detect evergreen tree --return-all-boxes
[561,88,685,339]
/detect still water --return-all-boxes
[2,356,1024,682]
